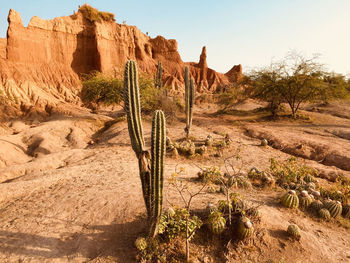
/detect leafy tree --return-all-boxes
[249,51,349,118]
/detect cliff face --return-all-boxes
[0,7,242,115]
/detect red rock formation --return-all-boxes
[0,6,242,114]
[225,64,243,82]
[0,38,6,59]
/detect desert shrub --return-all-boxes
[269,157,317,187]
[216,82,248,111]
[81,72,123,108]
[197,166,223,184]
[158,208,202,242]
[79,4,115,22]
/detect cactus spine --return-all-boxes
[124,60,166,237]
[184,66,195,138]
[154,61,163,88]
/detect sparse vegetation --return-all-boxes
[78,4,115,22]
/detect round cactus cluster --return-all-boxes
[281,190,299,209]
[237,217,254,240]
[324,200,342,218]
[287,224,301,240]
[208,211,226,235]
[318,208,331,220]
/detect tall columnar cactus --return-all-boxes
[154,61,163,89]
[184,66,195,138]
[149,110,166,236]
[124,60,166,237]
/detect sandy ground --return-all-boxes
[0,101,349,262]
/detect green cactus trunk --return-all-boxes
[149,110,166,237]
[154,61,163,89]
[124,60,165,237]
[184,66,195,138]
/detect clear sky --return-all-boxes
[0,0,349,75]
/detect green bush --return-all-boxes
[79,4,115,22]
[81,72,123,108]
[158,208,202,241]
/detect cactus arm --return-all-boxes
[149,110,166,237]
[124,60,151,218]
[124,60,145,154]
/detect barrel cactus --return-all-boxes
[237,217,254,240]
[318,208,331,220]
[206,203,218,215]
[342,204,350,219]
[261,139,268,146]
[303,174,315,183]
[281,190,299,209]
[287,224,301,240]
[135,237,148,251]
[310,200,323,212]
[205,135,213,146]
[325,200,342,218]
[208,211,226,235]
[299,191,312,209]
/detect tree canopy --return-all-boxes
[248,51,349,118]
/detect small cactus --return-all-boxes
[342,204,350,219]
[237,217,254,240]
[205,135,213,146]
[260,139,268,146]
[310,200,323,212]
[135,237,148,251]
[281,190,299,209]
[303,174,315,183]
[318,208,331,220]
[287,224,301,240]
[208,211,226,235]
[325,200,342,218]
[299,191,312,209]
[206,203,218,215]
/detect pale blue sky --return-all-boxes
[0,0,349,75]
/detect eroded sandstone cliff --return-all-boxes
[0,6,242,115]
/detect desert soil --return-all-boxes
[0,101,349,263]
